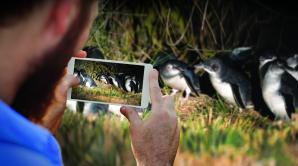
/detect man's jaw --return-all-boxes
[11,0,95,122]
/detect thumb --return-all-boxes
[74,50,87,58]
[120,106,142,126]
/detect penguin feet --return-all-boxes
[179,89,191,103]
[245,101,255,110]
[170,89,179,95]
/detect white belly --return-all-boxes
[210,77,236,105]
[125,81,132,92]
[162,75,189,91]
[100,78,108,84]
[86,82,92,87]
[262,74,289,120]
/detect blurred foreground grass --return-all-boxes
[56,96,298,166]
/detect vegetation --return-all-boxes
[72,84,142,106]
[56,0,298,165]
[57,96,298,166]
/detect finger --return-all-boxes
[64,75,80,88]
[149,70,163,110]
[120,106,142,126]
[73,50,87,58]
[163,95,175,113]
[58,75,80,98]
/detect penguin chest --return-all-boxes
[210,77,236,105]
[162,75,189,91]
[262,75,289,119]
[125,81,132,92]
[100,78,108,84]
[125,80,136,92]
[112,79,119,88]
[85,81,93,88]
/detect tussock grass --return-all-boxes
[72,84,141,106]
[57,96,298,165]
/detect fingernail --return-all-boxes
[120,106,129,117]
[120,106,126,113]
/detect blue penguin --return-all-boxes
[156,59,201,100]
[73,68,84,84]
[78,69,97,88]
[195,56,254,110]
[98,74,110,85]
[108,75,124,90]
[83,46,104,59]
[124,76,139,93]
[260,59,298,120]
[258,52,278,80]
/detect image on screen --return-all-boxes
[71,59,144,106]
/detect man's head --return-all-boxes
[0,0,97,121]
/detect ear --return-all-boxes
[43,0,73,45]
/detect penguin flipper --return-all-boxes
[230,84,245,109]
[182,70,200,96]
[230,47,252,62]
[281,92,295,118]
[158,74,165,88]
[281,72,298,111]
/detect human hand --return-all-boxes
[120,70,180,166]
[39,51,86,133]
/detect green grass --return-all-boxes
[56,96,298,166]
[72,83,142,106]
[56,112,133,166]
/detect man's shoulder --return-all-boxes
[0,142,55,166]
[0,101,63,166]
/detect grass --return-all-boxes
[56,0,298,165]
[56,96,298,166]
[72,83,142,106]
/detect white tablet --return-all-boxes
[67,57,152,108]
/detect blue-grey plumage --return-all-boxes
[157,59,201,100]
[77,69,97,88]
[195,55,254,110]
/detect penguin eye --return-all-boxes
[211,64,219,71]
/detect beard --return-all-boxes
[11,0,95,122]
